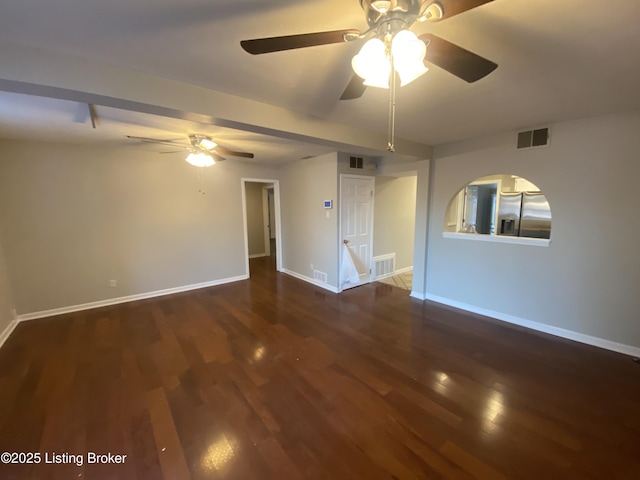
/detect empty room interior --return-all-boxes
[0,1,639,478]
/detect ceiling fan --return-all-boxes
[240,0,498,101]
[127,134,255,167]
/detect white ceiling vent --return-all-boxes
[517,128,549,149]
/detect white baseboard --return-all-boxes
[374,266,413,281]
[410,290,426,300]
[16,274,249,322]
[395,266,413,275]
[424,293,640,358]
[0,319,18,350]
[282,269,339,294]
[249,253,267,259]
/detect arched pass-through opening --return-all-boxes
[445,175,552,241]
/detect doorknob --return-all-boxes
[343,239,349,244]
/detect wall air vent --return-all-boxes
[373,253,396,280]
[349,156,364,169]
[313,270,328,283]
[517,128,549,149]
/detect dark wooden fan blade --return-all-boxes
[126,135,187,148]
[420,33,497,83]
[214,148,254,159]
[241,29,360,55]
[211,153,226,163]
[340,73,367,100]
[435,0,493,21]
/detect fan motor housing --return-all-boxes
[359,0,423,28]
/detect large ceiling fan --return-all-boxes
[240,0,498,101]
[127,134,254,167]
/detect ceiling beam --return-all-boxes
[0,43,432,160]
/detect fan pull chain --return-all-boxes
[196,166,206,195]
[387,52,396,152]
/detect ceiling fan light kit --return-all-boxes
[352,38,391,88]
[185,151,215,168]
[352,30,428,88]
[390,30,429,86]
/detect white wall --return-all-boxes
[373,176,417,271]
[422,112,640,351]
[0,140,279,315]
[245,182,268,257]
[280,153,338,288]
[0,229,15,337]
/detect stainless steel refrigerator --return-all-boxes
[520,192,552,239]
[497,193,522,236]
[498,192,551,239]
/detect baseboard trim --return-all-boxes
[410,290,426,300]
[375,266,413,281]
[0,319,19,349]
[395,266,413,275]
[282,269,339,294]
[424,293,640,357]
[16,275,249,322]
[249,253,267,259]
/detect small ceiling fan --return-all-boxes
[127,134,255,167]
[240,0,498,100]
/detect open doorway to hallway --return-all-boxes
[372,173,417,293]
[241,178,282,275]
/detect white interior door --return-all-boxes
[340,175,374,290]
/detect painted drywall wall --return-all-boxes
[0,229,15,336]
[280,153,338,288]
[411,160,431,297]
[245,182,268,257]
[0,140,279,315]
[424,112,640,349]
[373,176,417,271]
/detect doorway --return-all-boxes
[462,180,500,235]
[371,173,418,293]
[241,178,282,275]
[339,174,374,290]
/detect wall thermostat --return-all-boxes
[324,200,333,209]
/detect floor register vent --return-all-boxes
[517,127,549,149]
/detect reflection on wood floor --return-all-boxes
[0,256,639,479]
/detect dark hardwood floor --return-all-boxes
[0,256,639,479]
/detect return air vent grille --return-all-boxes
[313,270,328,283]
[373,253,396,280]
[517,128,549,149]
[350,156,364,169]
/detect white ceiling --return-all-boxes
[0,92,335,164]
[1,0,640,156]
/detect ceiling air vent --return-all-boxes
[350,156,364,169]
[517,128,549,149]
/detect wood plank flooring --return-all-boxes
[0,256,639,479]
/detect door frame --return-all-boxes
[241,178,283,274]
[261,186,271,256]
[339,174,375,292]
[464,178,502,234]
